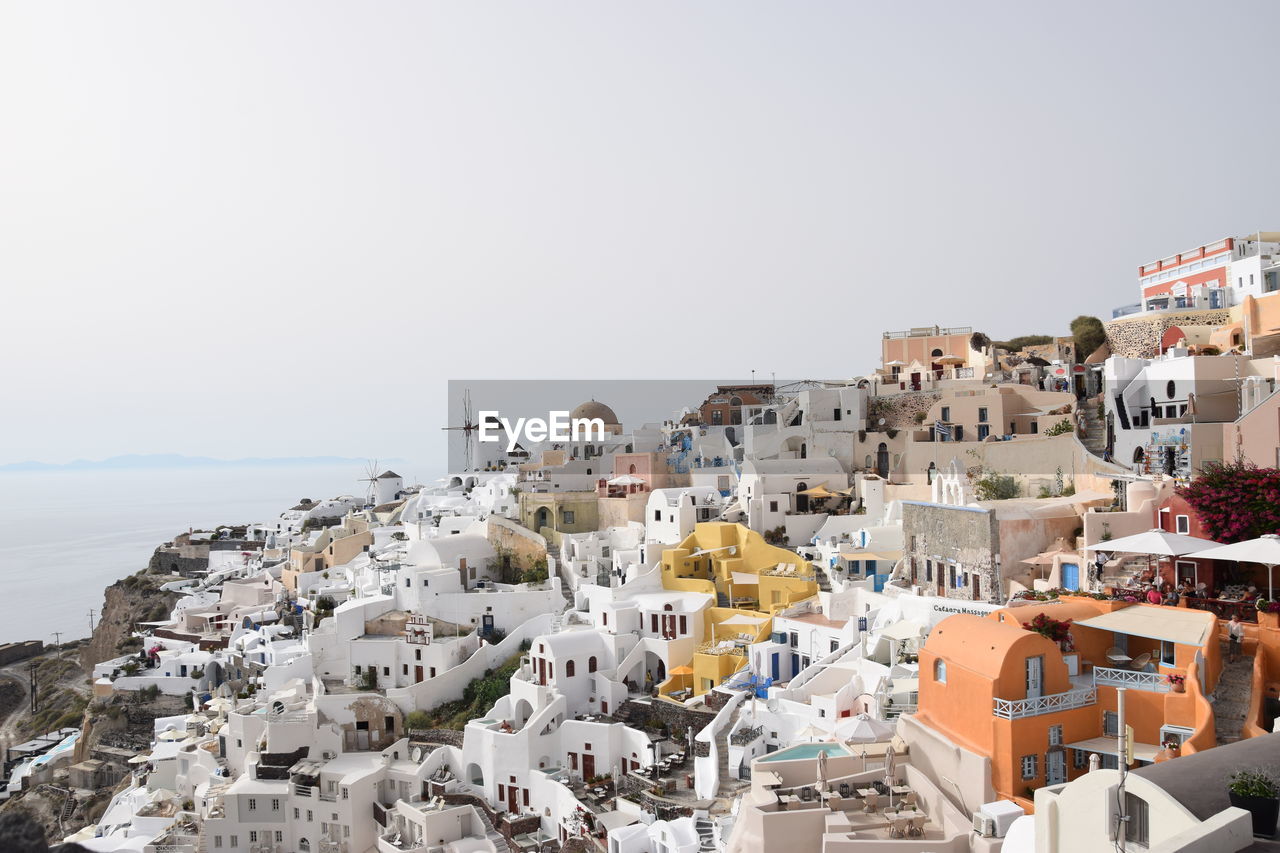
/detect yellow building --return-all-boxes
[657,523,818,697]
[660,522,818,614]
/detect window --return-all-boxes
[1161,640,1176,666]
[214,838,223,849]
[1103,711,1119,737]
[1176,515,1190,534]
[307,810,313,821]
[230,837,238,849]
[977,425,990,440]
[566,660,575,677]
[934,659,946,683]
[1073,749,1088,769]
[271,798,280,811]
[833,408,842,421]
[654,510,661,522]
[941,406,951,422]
[341,787,349,800]
[925,560,933,583]
[789,632,799,648]
[383,666,390,676]
[294,808,300,820]
[250,832,259,843]
[248,798,257,812]
[1021,754,1038,780]
[1125,792,1149,844]
[1049,725,1062,746]
[978,407,988,423]
[769,501,778,513]
[562,510,575,524]
[588,656,597,673]
[276,832,284,843]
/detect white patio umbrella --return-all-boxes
[1085,529,1220,587]
[836,713,894,744]
[1185,534,1280,598]
[793,723,828,742]
[607,474,646,487]
[816,748,829,794]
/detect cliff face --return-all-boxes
[79,572,181,674]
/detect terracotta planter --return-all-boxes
[1229,791,1280,838]
[1171,681,1185,693]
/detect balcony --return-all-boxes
[993,686,1096,719]
[1091,667,1171,693]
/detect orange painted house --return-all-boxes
[916,597,1221,810]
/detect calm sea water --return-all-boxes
[0,464,422,644]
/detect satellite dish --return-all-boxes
[878,418,886,426]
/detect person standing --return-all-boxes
[1228,614,1246,664]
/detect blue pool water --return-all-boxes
[759,742,849,762]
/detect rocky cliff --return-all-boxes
[79,571,182,674]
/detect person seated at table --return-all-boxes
[1244,586,1259,603]
[1164,589,1179,606]
[1195,581,1208,598]
[1145,585,1163,605]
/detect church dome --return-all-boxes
[570,400,620,427]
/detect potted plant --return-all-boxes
[1228,769,1280,838]
[1166,673,1186,693]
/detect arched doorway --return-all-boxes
[466,763,484,787]
[876,443,889,478]
[796,483,809,514]
[535,507,551,530]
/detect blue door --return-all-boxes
[1061,562,1080,591]
[770,653,779,682]
[791,654,799,677]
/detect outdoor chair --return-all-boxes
[910,814,927,837]
[1129,652,1152,671]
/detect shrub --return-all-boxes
[974,472,1019,501]
[1178,461,1280,543]
[405,710,432,730]
[1043,419,1073,437]
[1229,770,1279,799]
[1069,315,1106,360]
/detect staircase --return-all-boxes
[815,566,832,593]
[695,816,717,852]
[1215,642,1255,744]
[58,790,77,827]
[1078,400,1108,459]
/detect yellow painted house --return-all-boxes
[657,523,819,697]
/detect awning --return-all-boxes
[719,614,768,626]
[877,620,926,642]
[838,550,901,562]
[798,484,842,499]
[1066,736,1159,764]
[1074,606,1214,647]
[731,571,760,586]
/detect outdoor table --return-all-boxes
[1106,652,1132,665]
[890,785,912,796]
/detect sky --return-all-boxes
[2,1,1279,467]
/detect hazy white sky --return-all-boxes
[2,1,1279,465]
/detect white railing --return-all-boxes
[993,687,1096,719]
[1092,667,1171,692]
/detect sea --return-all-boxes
[0,463,430,645]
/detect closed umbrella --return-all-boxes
[1186,534,1280,598]
[883,743,897,807]
[816,749,828,794]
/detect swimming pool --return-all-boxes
[759,742,849,762]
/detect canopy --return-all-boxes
[878,620,926,642]
[607,474,646,486]
[1084,529,1219,556]
[798,484,842,499]
[936,355,966,364]
[719,613,768,626]
[1075,606,1214,647]
[669,665,694,676]
[1022,548,1071,567]
[730,571,760,586]
[1186,535,1280,597]
[839,550,901,563]
[835,713,894,744]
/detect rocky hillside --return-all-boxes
[79,569,182,675]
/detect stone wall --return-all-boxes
[616,698,713,756]
[0,640,44,666]
[1105,310,1231,358]
[868,392,942,430]
[901,502,1001,603]
[408,728,464,747]
[487,516,548,571]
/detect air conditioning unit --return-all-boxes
[972,813,995,837]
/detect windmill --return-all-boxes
[359,459,381,507]
[441,388,479,471]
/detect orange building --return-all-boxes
[916,597,1221,810]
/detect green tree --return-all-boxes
[1069,315,1106,361]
